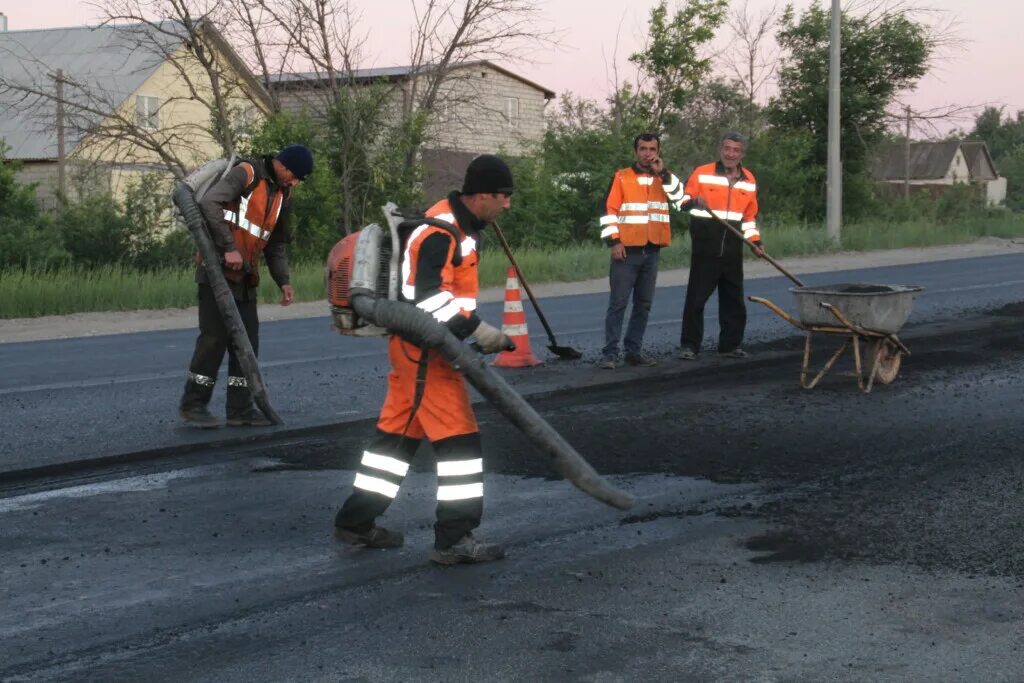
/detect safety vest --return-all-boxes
[222,161,287,272]
[401,198,479,325]
[685,162,760,243]
[599,166,685,247]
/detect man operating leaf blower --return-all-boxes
[333,155,519,565]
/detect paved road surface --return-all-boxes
[1,305,1022,681]
[3,253,1024,475]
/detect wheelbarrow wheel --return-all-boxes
[872,340,902,384]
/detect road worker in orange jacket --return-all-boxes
[598,132,688,369]
[678,131,762,360]
[178,145,312,428]
[334,155,516,566]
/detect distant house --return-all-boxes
[0,20,272,209]
[873,140,1007,206]
[271,61,555,198]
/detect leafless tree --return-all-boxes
[719,0,779,106]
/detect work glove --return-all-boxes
[469,320,516,354]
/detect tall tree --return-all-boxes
[628,0,728,132]
[770,2,932,214]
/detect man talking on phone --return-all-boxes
[597,132,688,369]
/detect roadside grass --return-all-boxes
[3,213,1023,319]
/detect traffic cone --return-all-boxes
[493,266,542,368]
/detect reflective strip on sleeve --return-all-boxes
[742,222,760,240]
[453,297,477,311]
[698,174,730,186]
[599,214,619,226]
[437,482,484,501]
[681,194,691,203]
[735,181,757,192]
[417,291,453,313]
[431,300,463,323]
[437,458,483,477]
[353,473,400,498]
[600,226,619,239]
[417,291,461,323]
[362,451,410,477]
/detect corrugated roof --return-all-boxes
[873,141,961,181]
[0,22,180,160]
[960,141,998,181]
[270,60,556,99]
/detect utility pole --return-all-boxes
[54,69,66,209]
[904,105,911,200]
[825,0,841,243]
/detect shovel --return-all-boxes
[704,210,805,287]
[491,221,583,360]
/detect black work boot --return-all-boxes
[226,379,273,427]
[178,374,220,428]
[334,525,405,549]
[430,533,505,566]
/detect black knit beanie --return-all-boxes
[462,154,514,195]
[275,144,314,180]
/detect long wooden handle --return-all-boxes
[705,210,805,287]
[491,221,559,344]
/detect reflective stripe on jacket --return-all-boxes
[221,161,287,269]
[599,166,685,247]
[685,161,759,258]
[401,193,482,340]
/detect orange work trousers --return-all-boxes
[377,337,478,439]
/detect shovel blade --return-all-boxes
[548,344,583,360]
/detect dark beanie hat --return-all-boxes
[462,154,514,195]
[276,144,314,180]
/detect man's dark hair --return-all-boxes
[633,132,661,151]
[719,131,747,149]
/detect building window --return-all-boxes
[136,95,160,131]
[505,96,519,129]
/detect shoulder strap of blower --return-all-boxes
[395,214,464,266]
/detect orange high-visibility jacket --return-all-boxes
[221,161,288,269]
[685,162,760,251]
[599,166,687,247]
[401,193,482,340]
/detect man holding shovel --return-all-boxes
[598,132,688,369]
[678,131,762,360]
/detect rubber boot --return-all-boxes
[179,377,220,428]
[226,380,273,427]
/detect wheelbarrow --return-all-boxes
[749,284,923,393]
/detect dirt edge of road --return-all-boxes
[3,237,1023,345]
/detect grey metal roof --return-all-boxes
[270,60,556,98]
[873,141,961,181]
[960,141,998,181]
[0,22,181,160]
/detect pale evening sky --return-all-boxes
[3,0,1020,136]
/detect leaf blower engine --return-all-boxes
[326,204,462,336]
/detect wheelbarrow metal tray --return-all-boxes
[789,284,923,334]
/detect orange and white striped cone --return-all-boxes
[493,266,542,368]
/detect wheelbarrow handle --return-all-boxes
[748,296,807,331]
